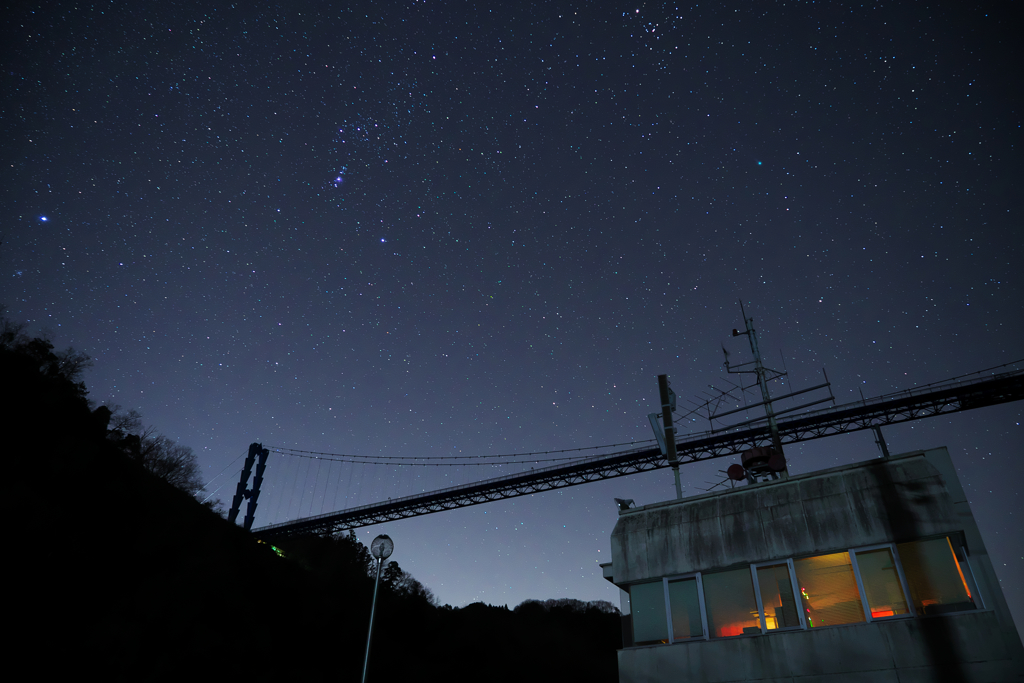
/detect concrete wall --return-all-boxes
[618,610,1017,683]
[610,450,959,583]
[608,448,1024,682]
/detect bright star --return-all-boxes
[40,216,48,221]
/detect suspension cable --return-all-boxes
[272,451,624,467]
[265,438,656,463]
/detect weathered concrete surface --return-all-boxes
[618,612,1017,683]
[610,451,957,583]
[609,448,1024,682]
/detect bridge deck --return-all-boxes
[253,366,1024,540]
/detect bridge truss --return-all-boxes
[253,365,1024,541]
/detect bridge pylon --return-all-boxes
[228,442,269,531]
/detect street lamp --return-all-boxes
[361,534,394,683]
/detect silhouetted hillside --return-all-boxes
[3,325,620,681]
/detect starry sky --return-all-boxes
[3,1,1022,625]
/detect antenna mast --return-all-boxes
[727,301,788,478]
[658,374,684,499]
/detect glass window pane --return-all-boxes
[855,547,910,618]
[953,545,983,608]
[897,538,978,615]
[755,563,801,629]
[794,552,866,627]
[630,582,668,645]
[703,568,761,638]
[668,578,704,640]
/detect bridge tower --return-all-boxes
[227,442,269,531]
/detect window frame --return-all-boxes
[623,534,976,648]
[751,558,807,632]
[791,549,868,629]
[848,542,916,621]
[662,573,710,643]
[954,543,985,611]
[627,579,672,646]
[897,534,986,616]
[700,564,765,639]
[944,533,985,611]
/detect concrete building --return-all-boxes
[601,447,1024,682]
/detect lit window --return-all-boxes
[897,537,980,615]
[668,577,704,640]
[703,568,761,637]
[794,552,866,627]
[630,581,668,645]
[853,547,911,618]
[755,562,801,630]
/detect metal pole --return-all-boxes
[873,426,891,459]
[658,374,683,499]
[739,302,787,477]
[361,556,384,683]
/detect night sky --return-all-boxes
[4,1,1022,627]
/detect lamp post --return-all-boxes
[361,534,394,683]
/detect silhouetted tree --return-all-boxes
[1,312,93,403]
[275,530,376,585]
[106,407,208,502]
[382,559,438,605]
[515,597,620,616]
[2,309,210,503]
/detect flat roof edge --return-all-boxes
[618,448,942,516]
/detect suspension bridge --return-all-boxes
[248,362,1024,541]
